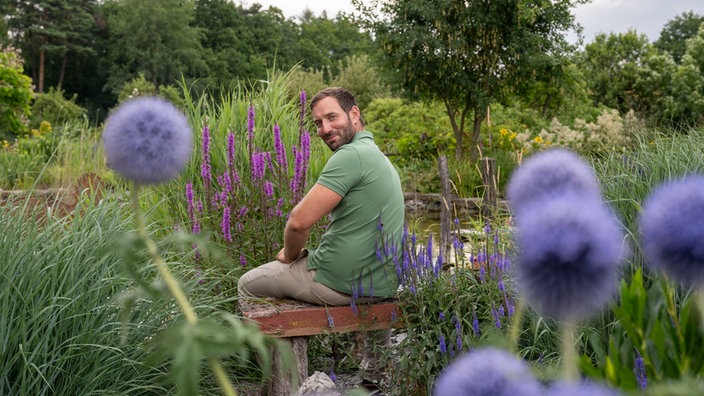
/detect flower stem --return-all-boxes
[131,185,197,324]
[509,298,526,353]
[130,184,237,396]
[561,321,578,381]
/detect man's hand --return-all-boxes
[276,248,294,264]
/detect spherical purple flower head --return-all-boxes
[514,193,627,321]
[433,347,541,396]
[103,97,193,185]
[507,149,602,216]
[547,380,622,396]
[639,175,704,287]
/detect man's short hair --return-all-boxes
[310,87,365,126]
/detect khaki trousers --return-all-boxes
[237,254,390,382]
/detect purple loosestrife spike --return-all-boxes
[299,90,307,136]
[434,347,542,396]
[239,254,247,267]
[222,207,232,242]
[514,193,627,321]
[185,183,195,222]
[263,180,274,198]
[639,175,704,287]
[506,148,602,216]
[634,350,647,389]
[273,124,287,170]
[201,126,212,187]
[102,97,193,184]
[547,380,622,396]
[227,132,235,170]
[247,102,255,147]
[439,312,446,321]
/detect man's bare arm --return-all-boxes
[277,183,342,263]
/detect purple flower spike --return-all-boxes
[507,149,602,216]
[634,349,647,389]
[439,334,447,354]
[221,207,231,242]
[273,124,287,170]
[103,97,193,184]
[201,126,212,186]
[515,193,627,321]
[434,347,542,396]
[639,175,704,287]
[227,132,236,170]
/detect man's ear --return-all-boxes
[349,106,361,126]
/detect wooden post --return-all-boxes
[480,157,497,219]
[267,337,306,396]
[438,155,452,265]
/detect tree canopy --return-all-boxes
[358,0,586,161]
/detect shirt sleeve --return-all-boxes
[316,147,361,197]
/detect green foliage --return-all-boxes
[581,269,704,391]
[578,30,656,113]
[0,45,33,140]
[104,0,206,95]
[361,0,581,160]
[1,197,170,394]
[330,54,390,111]
[116,73,184,107]
[365,98,453,160]
[655,11,704,63]
[30,87,87,129]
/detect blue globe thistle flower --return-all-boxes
[507,149,602,216]
[547,380,622,396]
[102,97,193,185]
[639,175,704,287]
[514,193,627,321]
[433,347,542,396]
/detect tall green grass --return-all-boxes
[0,191,257,395]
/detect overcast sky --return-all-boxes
[242,0,703,44]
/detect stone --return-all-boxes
[295,371,340,396]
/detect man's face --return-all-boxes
[311,96,359,151]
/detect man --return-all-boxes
[238,87,405,390]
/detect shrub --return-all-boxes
[29,87,86,130]
[0,45,33,140]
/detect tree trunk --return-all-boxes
[468,111,486,163]
[38,49,45,93]
[541,94,552,118]
[58,52,68,89]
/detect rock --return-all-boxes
[295,371,341,396]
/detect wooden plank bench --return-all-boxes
[239,298,403,396]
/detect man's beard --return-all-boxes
[326,117,357,151]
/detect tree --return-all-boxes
[103,0,206,95]
[295,11,374,81]
[6,0,97,93]
[577,30,656,113]
[656,11,704,63]
[358,0,585,161]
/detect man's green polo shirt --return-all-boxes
[307,131,404,298]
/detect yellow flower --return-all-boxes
[533,136,543,144]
